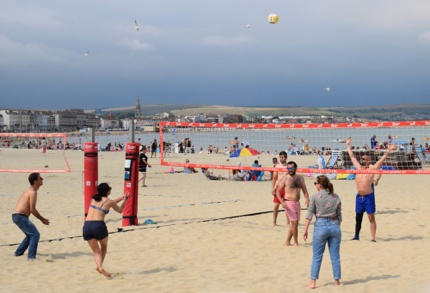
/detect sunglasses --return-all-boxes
[361,157,368,161]
[287,167,296,171]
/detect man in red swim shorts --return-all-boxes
[271,151,289,227]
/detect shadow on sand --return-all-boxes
[379,235,423,242]
[343,274,400,285]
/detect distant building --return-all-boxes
[33,111,55,131]
[135,98,142,118]
[0,110,31,132]
[100,114,119,130]
[53,109,99,131]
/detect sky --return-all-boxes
[0,0,429,110]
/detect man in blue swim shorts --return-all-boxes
[346,138,396,242]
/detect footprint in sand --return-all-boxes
[45,255,54,262]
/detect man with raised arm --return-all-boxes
[346,138,396,242]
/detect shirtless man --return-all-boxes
[12,173,50,260]
[271,151,289,227]
[276,161,309,246]
[353,170,382,241]
[346,138,395,242]
[270,157,278,180]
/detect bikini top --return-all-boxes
[89,199,110,214]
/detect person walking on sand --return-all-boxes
[12,173,49,260]
[303,175,342,289]
[276,161,309,246]
[271,151,290,227]
[83,183,130,278]
[138,145,152,187]
[150,139,158,158]
[41,137,47,153]
[346,137,395,242]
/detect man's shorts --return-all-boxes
[284,201,301,222]
[355,192,376,214]
[273,187,284,203]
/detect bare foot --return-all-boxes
[309,280,316,289]
[334,280,340,286]
[285,243,292,246]
[272,223,277,227]
[97,267,112,278]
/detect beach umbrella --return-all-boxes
[229,147,260,158]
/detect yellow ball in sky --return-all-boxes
[268,14,279,24]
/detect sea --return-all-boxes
[66,126,430,153]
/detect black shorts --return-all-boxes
[83,221,108,241]
[139,168,147,173]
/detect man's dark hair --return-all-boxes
[279,151,288,157]
[287,161,297,168]
[28,173,40,185]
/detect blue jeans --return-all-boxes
[311,218,342,280]
[12,214,40,259]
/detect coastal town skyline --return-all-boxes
[1,1,429,110]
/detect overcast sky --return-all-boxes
[1,0,429,110]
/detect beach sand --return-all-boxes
[0,150,429,292]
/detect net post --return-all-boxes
[90,127,95,143]
[83,142,98,219]
[122,142,140,226]
[129,119,135,143]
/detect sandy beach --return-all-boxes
[1,149,429,292]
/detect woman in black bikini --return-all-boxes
[82,183,129,277]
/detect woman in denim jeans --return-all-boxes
[303,175,342,289]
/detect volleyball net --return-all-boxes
[159,121,430,175]
[0,133,71,173]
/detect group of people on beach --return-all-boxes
[11,172,130,277]
[11,137,397,287]
[269,138,396,289]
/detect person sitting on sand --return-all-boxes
[184,159,198,174]
[227,169,245,181]
[82,183,130,278]
[201,168,222,180]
